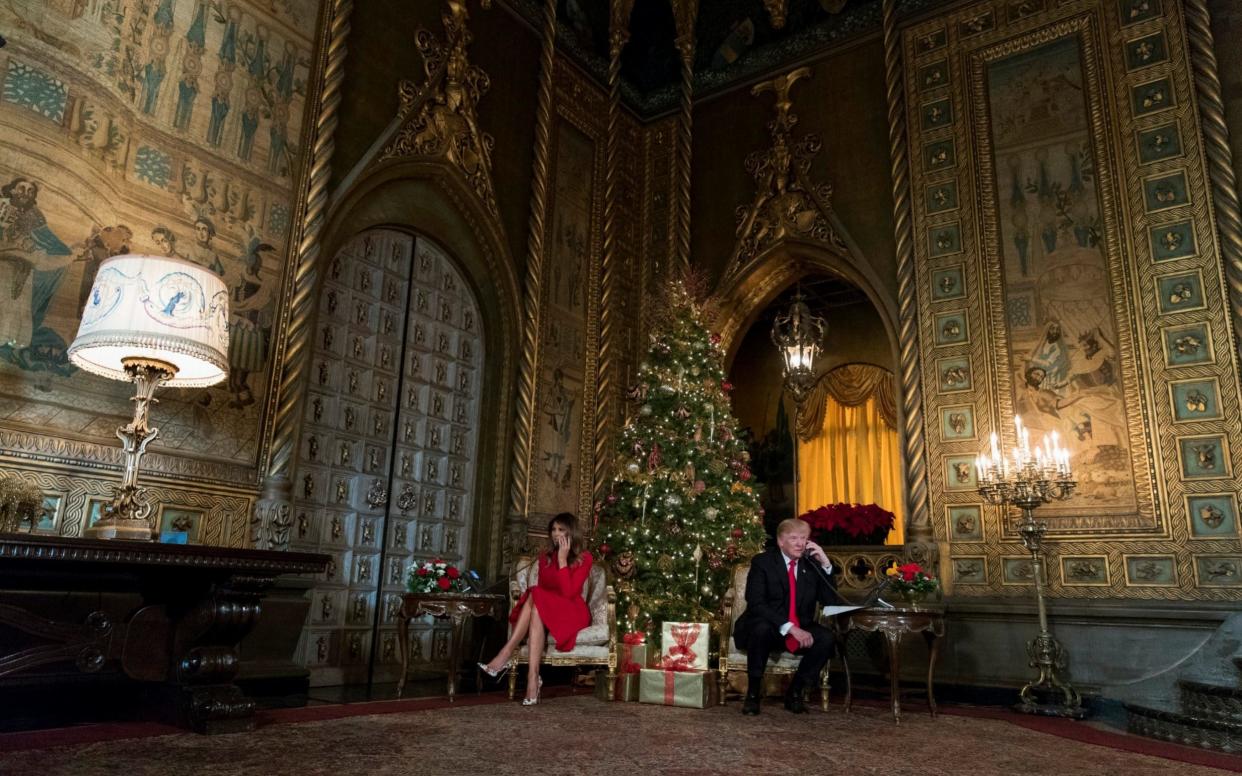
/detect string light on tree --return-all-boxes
[597,277,765,635]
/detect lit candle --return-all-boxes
[990,432,1000,463]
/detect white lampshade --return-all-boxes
[68,254,230,387]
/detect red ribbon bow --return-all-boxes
[659,623,702,671]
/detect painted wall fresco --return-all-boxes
[529,120,594,521]
[986,36,1138,517]
[0,0,319,475]
[905,0,1242,600]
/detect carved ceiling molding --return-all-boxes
[381,0,499,216]
[725,67,850,282]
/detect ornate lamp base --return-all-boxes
[85,518,155,541]
[1014,624,1087,719]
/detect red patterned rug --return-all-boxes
[2,692,1240,775]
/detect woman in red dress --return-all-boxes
[479,513,593,705]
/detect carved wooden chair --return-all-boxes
[718,561,849,711]
[505,555,618,700]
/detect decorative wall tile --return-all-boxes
[1195,557,1242,588]
[931,265,966,300]
[940,404,976,441]
[1124,30,1168,71]
[1168,377,1222,423]
[1119,0,1161,26]
[1149,220,1197,262]
[933,311,970,347]
[959,10,995,37]
[1177,434,1231,480]
[1124,555,1177,586]
[1002,556,1040,585]
[936,356,972,393]
[918,60,949,91]
[1131,76,1175,117]
[158,505,203,543]
[923,139,956,171]
[1155,268,1205,314]
[921,98,954,131]
[926,182,959,214]
[952,556,988,584]
[943,455,978,491]
[928,223,962,257]
[947,504,984,541]
[1186,494,1239,538]
[1135,123,1183,164]
[1162,323,1214,367]
[917,28,947,53]
[1060,556,1110,586]
[1142,169,1189,212]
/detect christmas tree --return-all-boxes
[596,279,766,635]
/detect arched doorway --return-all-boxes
[728,273,902,544]
[291,228,487,688]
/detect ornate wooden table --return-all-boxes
[395,591,504,701]
[0,534,327,734]
[837,605,945,724]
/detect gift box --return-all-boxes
[638,668,717,709]
[593,669,641,702]
[620,632,650,674]
[658,621,709,670]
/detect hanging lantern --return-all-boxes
[770,289,826,403]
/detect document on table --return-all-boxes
[820,605,862,617]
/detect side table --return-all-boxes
[836,606,945,724]
[395,591,504,700]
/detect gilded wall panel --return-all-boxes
[0,1,323,522]
[526,61,606,530]
[903,0,1242,599]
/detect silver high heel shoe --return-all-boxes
[522,677,543,706]
[478,661,509,680]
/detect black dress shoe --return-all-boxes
[784,691,808,714]
[741,695,761,715]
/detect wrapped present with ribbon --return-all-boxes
[637,667,717,709]
[594,669,641,702]
[621,631,650,674]
[658,621,709,671]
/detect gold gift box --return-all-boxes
[637,668,717,709]
[593,670,641,702]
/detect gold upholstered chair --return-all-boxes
[718,561,848,711]
[505,555,618,700]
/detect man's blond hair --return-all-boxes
[776,518,811,538]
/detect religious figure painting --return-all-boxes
[0,0,320,471]
[984,34,1138,516]
[530,122,595,518]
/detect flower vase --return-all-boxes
[897,589,926,609]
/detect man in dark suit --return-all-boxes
[733,518,837,715]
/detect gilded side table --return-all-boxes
[395,591,504,700]
[837,606,945,724]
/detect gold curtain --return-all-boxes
[796,365,904,545]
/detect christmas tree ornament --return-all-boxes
[639,404,653,416]
[690,366,701,376]
[704,507,719,520]
[657,554,675,572]
[626,462,641,475]
[665,493,682,508]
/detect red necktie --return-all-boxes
[785,558,801,652]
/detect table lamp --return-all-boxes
[68,254,229,540]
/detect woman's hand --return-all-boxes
[556,534,570,567]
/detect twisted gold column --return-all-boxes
[259,0,353,548]
[1185,0,1242,352]
[509,0,558,542]
[595,2,633,506]
[882,0,932,541]
[672,0,698,273]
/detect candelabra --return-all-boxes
[976,417,1086,719]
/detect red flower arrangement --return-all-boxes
[799,503,895,546]
[407,558,466,593]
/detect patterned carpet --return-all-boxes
[2,693,1240,776]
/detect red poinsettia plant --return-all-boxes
[407,558,466,593]
[885,561,938,595]
[799,503,895,546]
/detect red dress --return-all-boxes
[510,551,593,652]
